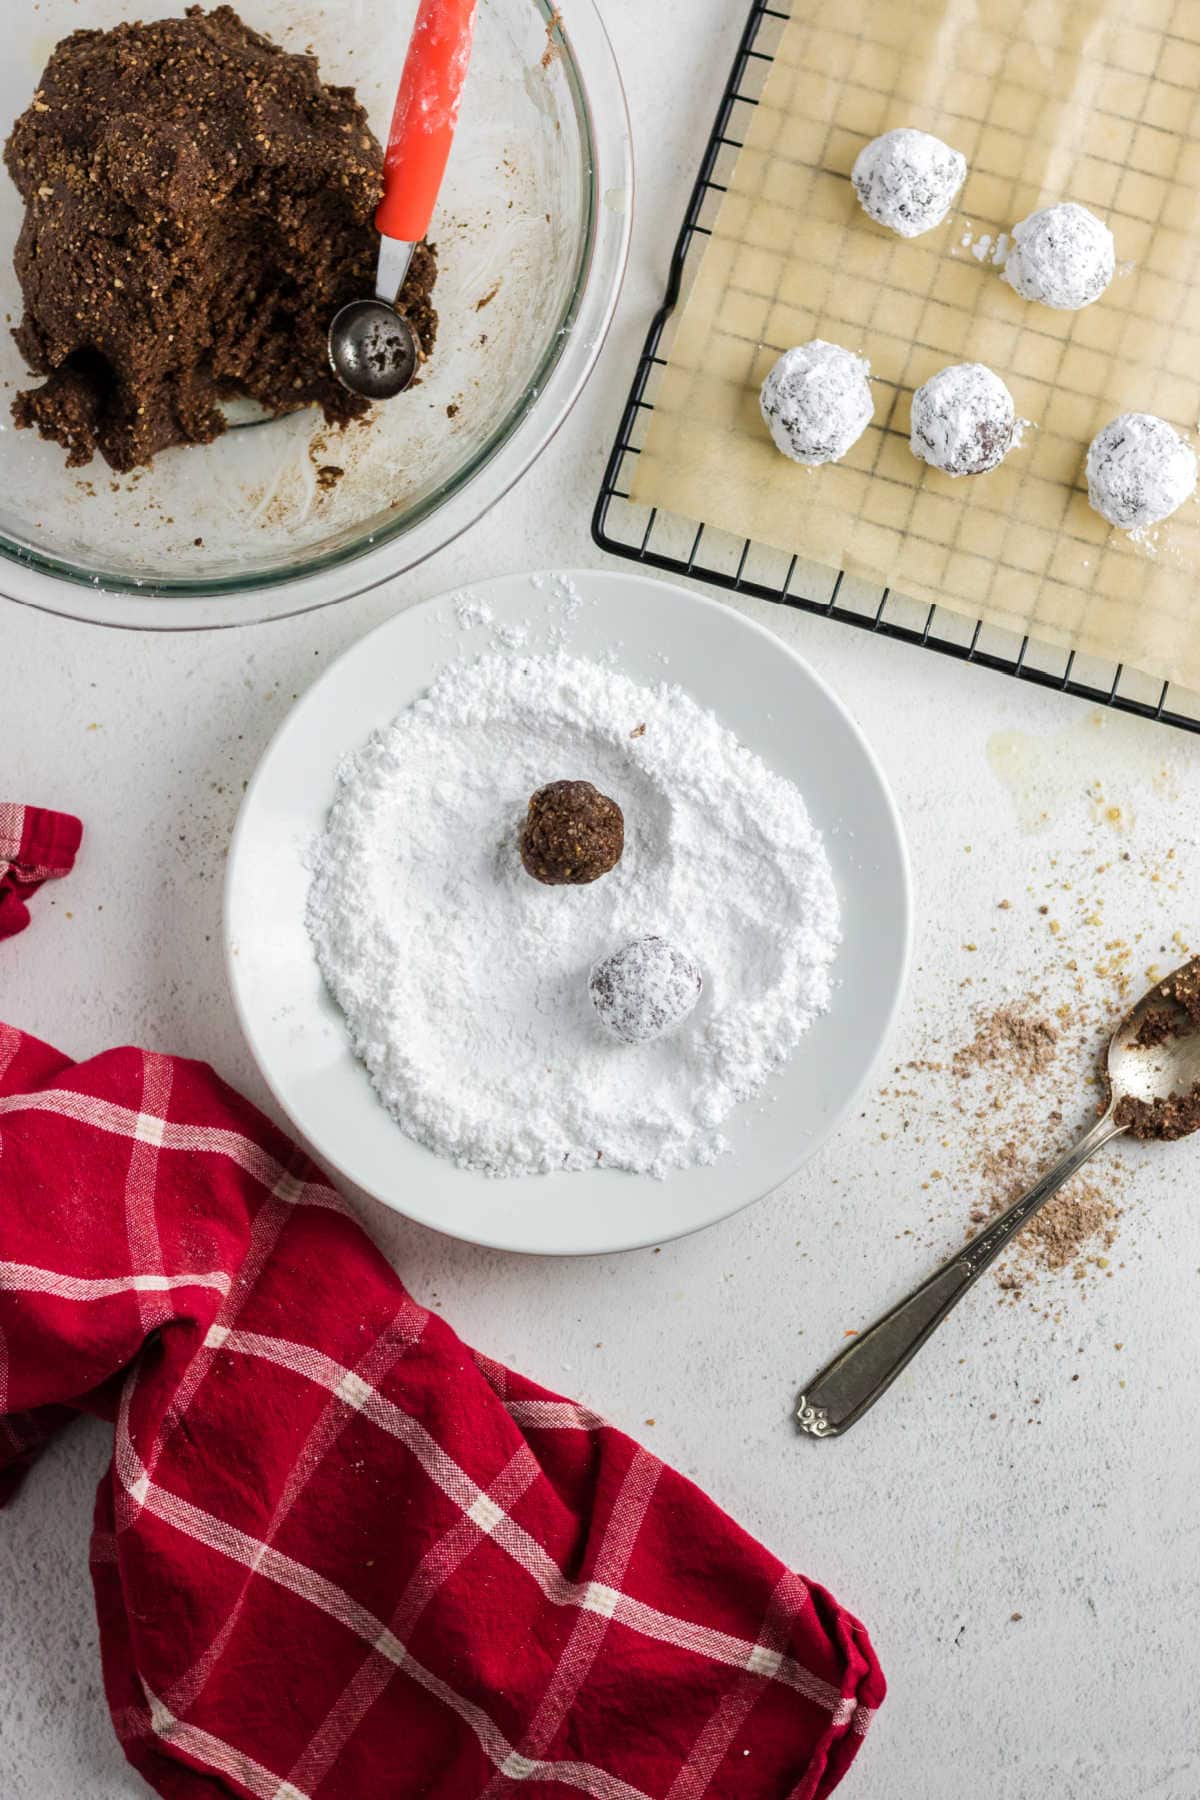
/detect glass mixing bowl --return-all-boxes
[0,0,631,628]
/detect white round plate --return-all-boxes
[225,570,911,1255]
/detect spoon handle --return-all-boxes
[377,0,478,245]
[795,1110,1124,1439]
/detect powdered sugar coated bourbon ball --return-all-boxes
[589,937,703,1046]
[1003,203,1115,310]
[851,128,967,238]
[1086,413,1197,530]
[910,362,1016,477]
[760,340,873,467]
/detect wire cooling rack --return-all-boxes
[591,0,1200,736]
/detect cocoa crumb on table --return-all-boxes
[879,983,1128,1314]
[976,1137,1120,1280]
[952,1006,1058,1081]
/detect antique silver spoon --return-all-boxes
[796,956,1200,1439]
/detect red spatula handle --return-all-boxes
[376,0,478,244]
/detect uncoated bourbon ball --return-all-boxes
[520,780,624,885]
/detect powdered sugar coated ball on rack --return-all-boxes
[1003,202,1115,310]
[910,362,1016,477]
[851,127,967,238]
[1086,413,1197,530]
[760,340,874,467]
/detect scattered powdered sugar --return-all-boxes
[1009,414,1034,452]
[546,573,586,647]
[306,652,841,1178]
[453,575,582,652]
[959,226,1010,266]
[550,572,585,618]
[453,591,493,629]
[521,572,591,648]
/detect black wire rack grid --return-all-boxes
[591,0,1200,737]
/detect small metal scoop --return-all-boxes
[329,0,477,401]
[795,955,1200,1438]
[329,241,422,402]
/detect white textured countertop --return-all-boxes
[2,2,1199,1796]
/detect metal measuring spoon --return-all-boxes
[796,956,1200,1438]
[329,0,477,401]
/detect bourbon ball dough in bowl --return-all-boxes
[0,0,632,626]
[3,8,438,475]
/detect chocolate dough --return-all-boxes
[520,781,625,886]
[4,5,438,473]
[1114,959,1200,1141]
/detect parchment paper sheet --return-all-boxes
[633,0,1200,692]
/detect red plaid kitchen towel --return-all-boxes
[0,801,82,938]
[0,817,884,1800]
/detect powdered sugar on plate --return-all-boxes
[453,590,494,629]
[306,652,841,1178]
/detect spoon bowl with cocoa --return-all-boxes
[795,956,1200,1438]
